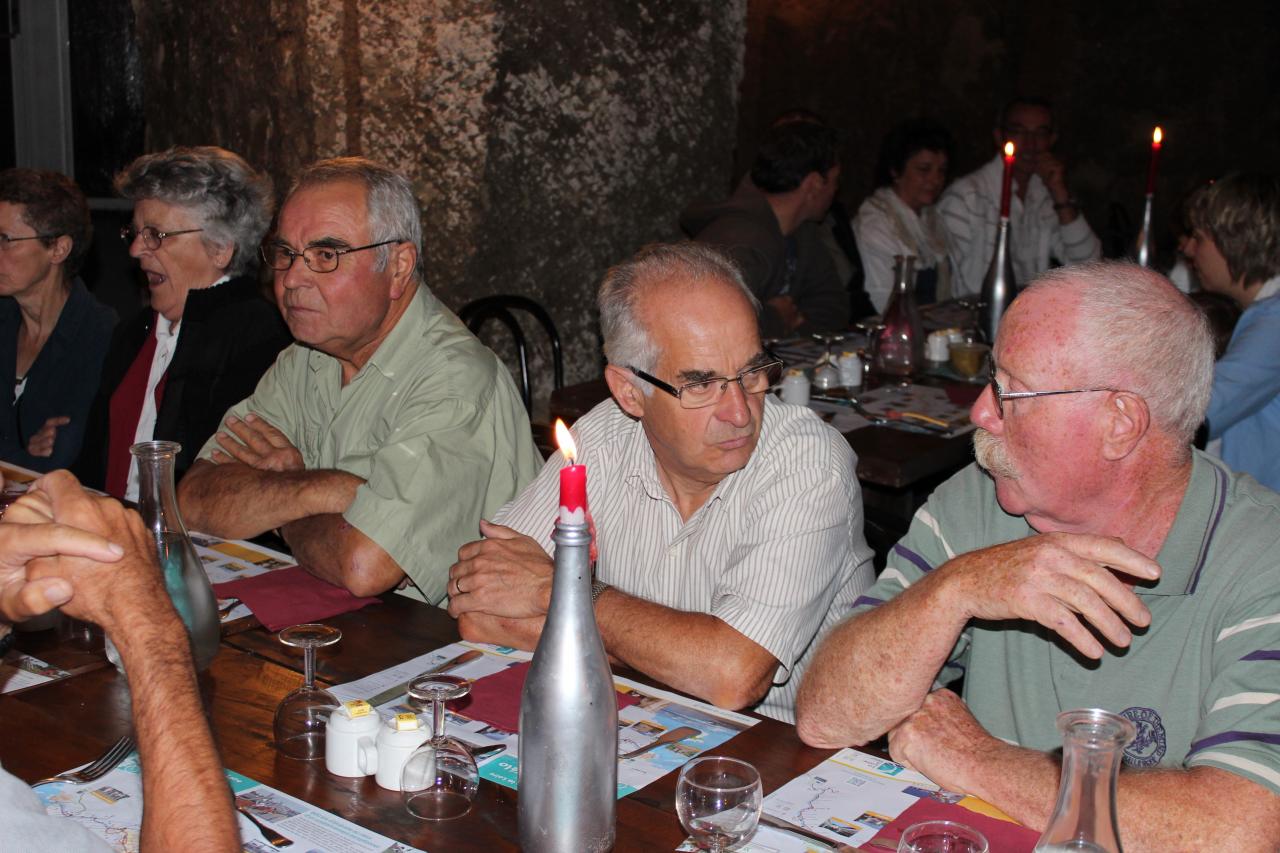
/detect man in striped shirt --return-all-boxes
[447,242,874,722]
[937,97,1101,297]
[796,262,1280,848]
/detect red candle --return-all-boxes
[1000,141,1015,218]
[554,419,587,525]
[1146,126,1163,195]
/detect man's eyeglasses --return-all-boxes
[1002,124,1054,143]
[120,225,204,250]
[261,239,404,274]
[988,361,1125,419]
[0,232,58,250]
[629,358,784,409]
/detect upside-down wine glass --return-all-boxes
[400,674,480,820]
[675,756,763,852]
[273,623,342,760]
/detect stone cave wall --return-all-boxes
[131,0,748,398]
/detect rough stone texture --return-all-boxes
[131,0,747,405]
[738,0,1280,265]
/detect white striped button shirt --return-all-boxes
[937,155,1101,296]
[495,395,874,722]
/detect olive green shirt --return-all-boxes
[852,452,1280,795]
[197,288,541,604]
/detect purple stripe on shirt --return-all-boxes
[1189,730,1280,753]
[1187,466,1229,595]
[1241,650,1280,661]
[850,595,884,610]
[892,543,936,576]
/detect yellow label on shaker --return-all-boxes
[344,699,372,719]
[394,712,419,731]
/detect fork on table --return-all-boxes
[30,733,136,787]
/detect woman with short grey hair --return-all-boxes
[75,147,292,500]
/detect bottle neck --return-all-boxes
[548,522,593,621]
[133,448,188,538]
[1042,736,1126,850]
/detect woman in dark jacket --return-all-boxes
[0,169,115,471]
[76,147,292,500]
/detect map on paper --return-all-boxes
[189,533,294,622]
[37,754,427,852]
[0,649,70,693]
[330,641,758,798]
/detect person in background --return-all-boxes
[75,147,291,502]
[1184,172,1280,491]
[0,470,237,851]
[938,96,1101,296]
[0,170,115,471]
[680,121,850,338]
[853,119,955,313]
[797,262,1280,848]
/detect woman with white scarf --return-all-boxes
[853,119,955,314]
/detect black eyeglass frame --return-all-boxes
[119,225,204,250]
[987,360,1127,419]
[0,232,59,248]
[260,239,405,274]
[628,357,784,410]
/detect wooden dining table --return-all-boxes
[3,593,844,852]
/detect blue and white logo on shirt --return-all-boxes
[1120,706,1167,767]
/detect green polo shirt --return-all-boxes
[851,451,1280,794]
[197,287,542,604]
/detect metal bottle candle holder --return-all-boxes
[1134,193,1155,268]
[979,216,1017,344]
[517,518,617,852]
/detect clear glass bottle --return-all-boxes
[874,255,924,381]
[517,516,616,851]
[108,441,221,673]
[979,217,1017,344]
[1034,708,1136,853]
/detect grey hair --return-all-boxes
[287,157,423,283]
[597,242,760,391]
[114,146,273,277]
[1023,261,1215,446]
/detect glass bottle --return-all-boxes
[111,441,221,672]
[874,255,924,381]
[1133,193,1155,268]
[1034,708,1136,853]
[518,514,616,852]
[979,216,1018,344]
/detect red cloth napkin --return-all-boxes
[455,661,639,733]
[861,797,1040,852]
[211,566,380,632]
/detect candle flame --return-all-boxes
[554,418,577,463]
[1152,126,1163,145]
[1003,141,1015,158]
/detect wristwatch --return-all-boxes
[590,579,610,605]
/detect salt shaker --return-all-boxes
[779,368,810,406]
[837,351,863,389]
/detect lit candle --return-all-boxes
[554,419,587,526]
[1000,141,1016,218]
[1146,126,1163,196]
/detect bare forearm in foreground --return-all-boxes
[282,513,405,597]
[177,459,361,539]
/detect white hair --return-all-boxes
[1022,261,1215,445]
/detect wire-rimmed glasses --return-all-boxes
[272,624,342,760]
[400,674,479,820]
[0,232,58,250]
[987,360,1127,419]
[119,225,204,250]
[260,239,404,274]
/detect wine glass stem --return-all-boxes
[302,644,316,689]
[432,697,446,740]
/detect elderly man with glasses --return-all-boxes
[178,157,541,604]
[937,96,1101,297]
[446,242,874,721]
[796,261,1280,849]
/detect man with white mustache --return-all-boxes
[796,261,1280,849]
[447,242,873,722]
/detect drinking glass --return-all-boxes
[897,820,988,853]
[675,756,762,852]
[272,624,342,760]
[400,674,479,820]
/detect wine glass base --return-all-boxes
[404,789,473,820]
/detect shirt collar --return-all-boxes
[1253,274,1280,303]
[1146,451,1228,597]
